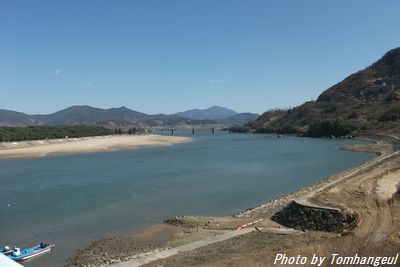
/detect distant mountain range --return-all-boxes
[0,105,259,128]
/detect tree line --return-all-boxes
[114,127,147,135]
[229,119,356,138]
[0,125,114,142]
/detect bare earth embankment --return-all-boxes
[65,134,400,267]
[0,135,191,159]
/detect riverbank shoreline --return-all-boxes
[65,133,400,267]
[0,134,191,159]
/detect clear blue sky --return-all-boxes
[0,0,399,115]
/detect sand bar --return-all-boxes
[0,135,191,159]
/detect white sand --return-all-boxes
[0,135,191,159]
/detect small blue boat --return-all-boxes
[0,246,13,255]
[8,242,55,261]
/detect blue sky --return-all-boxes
[0,0,399,115]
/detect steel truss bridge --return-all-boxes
[149,122,234,134]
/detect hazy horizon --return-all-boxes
[1,0,399,115]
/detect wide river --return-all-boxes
[0,132,374,267]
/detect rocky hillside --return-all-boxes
[246,47,400,137]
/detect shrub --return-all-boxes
[276,125,298,134]
[379,109,400,121]
[347,111,358,119]
[305,120,356,138]
[229,125,250,133]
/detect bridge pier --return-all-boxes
[192,128,194,134]
[171,129,174,135]
[212,127,215,134]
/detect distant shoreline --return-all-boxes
[0,134,191,159]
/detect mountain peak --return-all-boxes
[379,47,400,71]
[382,47,400,59]
[209,105,222,108]
[175,106,237,120]
[63,105,97,111]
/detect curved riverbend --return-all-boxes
[0,132,375,267]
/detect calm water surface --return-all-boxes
[0,132,374,266]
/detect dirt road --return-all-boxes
[109,228,255,267]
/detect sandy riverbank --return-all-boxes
[65,134,400,267]
[0,135,191,159]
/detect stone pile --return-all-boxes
[271,201,357,232]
